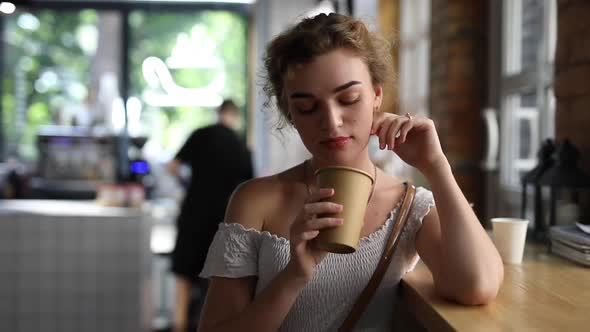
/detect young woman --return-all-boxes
[197,13,504,332]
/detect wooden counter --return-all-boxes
[400,244,590,331]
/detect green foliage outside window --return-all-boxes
[2,8,248,162]
[2,9,98,161]
[129,10,248,156]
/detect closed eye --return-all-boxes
[340,96,361,106]
[294,102,317,114]
[298,107,316,114]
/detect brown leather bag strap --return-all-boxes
[338,182,416,332]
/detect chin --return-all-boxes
[314,151,358,166]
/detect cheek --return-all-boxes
[357,120,372,137]
[350,104,374,129]
[293,123,316,142]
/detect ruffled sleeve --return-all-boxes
[199,222,262,279]
[402,187,435,273]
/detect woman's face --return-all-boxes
[284,48,382,165]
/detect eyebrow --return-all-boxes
[289,80,362,99]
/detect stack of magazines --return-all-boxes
[549,224,590,267]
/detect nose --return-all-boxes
[319,102,343,131]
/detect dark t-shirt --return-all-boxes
[172,123,253,279]
[176,123,252,215]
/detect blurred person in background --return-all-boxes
[167,99,253,332]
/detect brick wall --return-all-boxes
[555,0,590,174]
[429,0,488,217]
[555,0,590,220]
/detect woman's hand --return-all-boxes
[371,112,447,173]
[287,188,343,282]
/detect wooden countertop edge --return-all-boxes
[399,270,456,332]
[398,245,590,331]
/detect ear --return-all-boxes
[373,84,383,109]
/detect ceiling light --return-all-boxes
[0,2,16,15]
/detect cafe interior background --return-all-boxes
[0,0,588,331]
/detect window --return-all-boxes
[2,9,107,161]
[399,0,430,117]
[499,0,556,189]
[1,2,249,168]
[128,10,248,160]
[377,0,431,179]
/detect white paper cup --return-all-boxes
[491,218,529,264]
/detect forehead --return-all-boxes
[283,49,372,93]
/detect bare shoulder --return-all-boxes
[225,164,305,232]
[225,167,300,231]
[200,168,303,331]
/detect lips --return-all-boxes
[321,136,351,150]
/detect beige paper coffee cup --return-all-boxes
[491,218,529,264]
[314,166,374,254]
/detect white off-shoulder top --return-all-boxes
[200,187,435,331]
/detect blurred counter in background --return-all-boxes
[0,199,155,332]
[33,126,120,200]
[29,126,154,201]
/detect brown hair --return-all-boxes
[263,13,395,130]
[218,99,238,114]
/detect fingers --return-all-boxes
[306,187,335,203]
[298,215,343,241]
[373,113,414,150]
[386,119,400,150]
[301,230,320,240]
[398,119,413,143]
[306,215,343,230]
[297,216,342,241]
[303,201,342,216]
[298,202,343,235]
[377,119,394,149]
[293,188,343,242]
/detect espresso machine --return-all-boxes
[34,126,119,199]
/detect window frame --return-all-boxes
[399,0,431,118]
[498,0,556,191]
[0,0,251,163]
